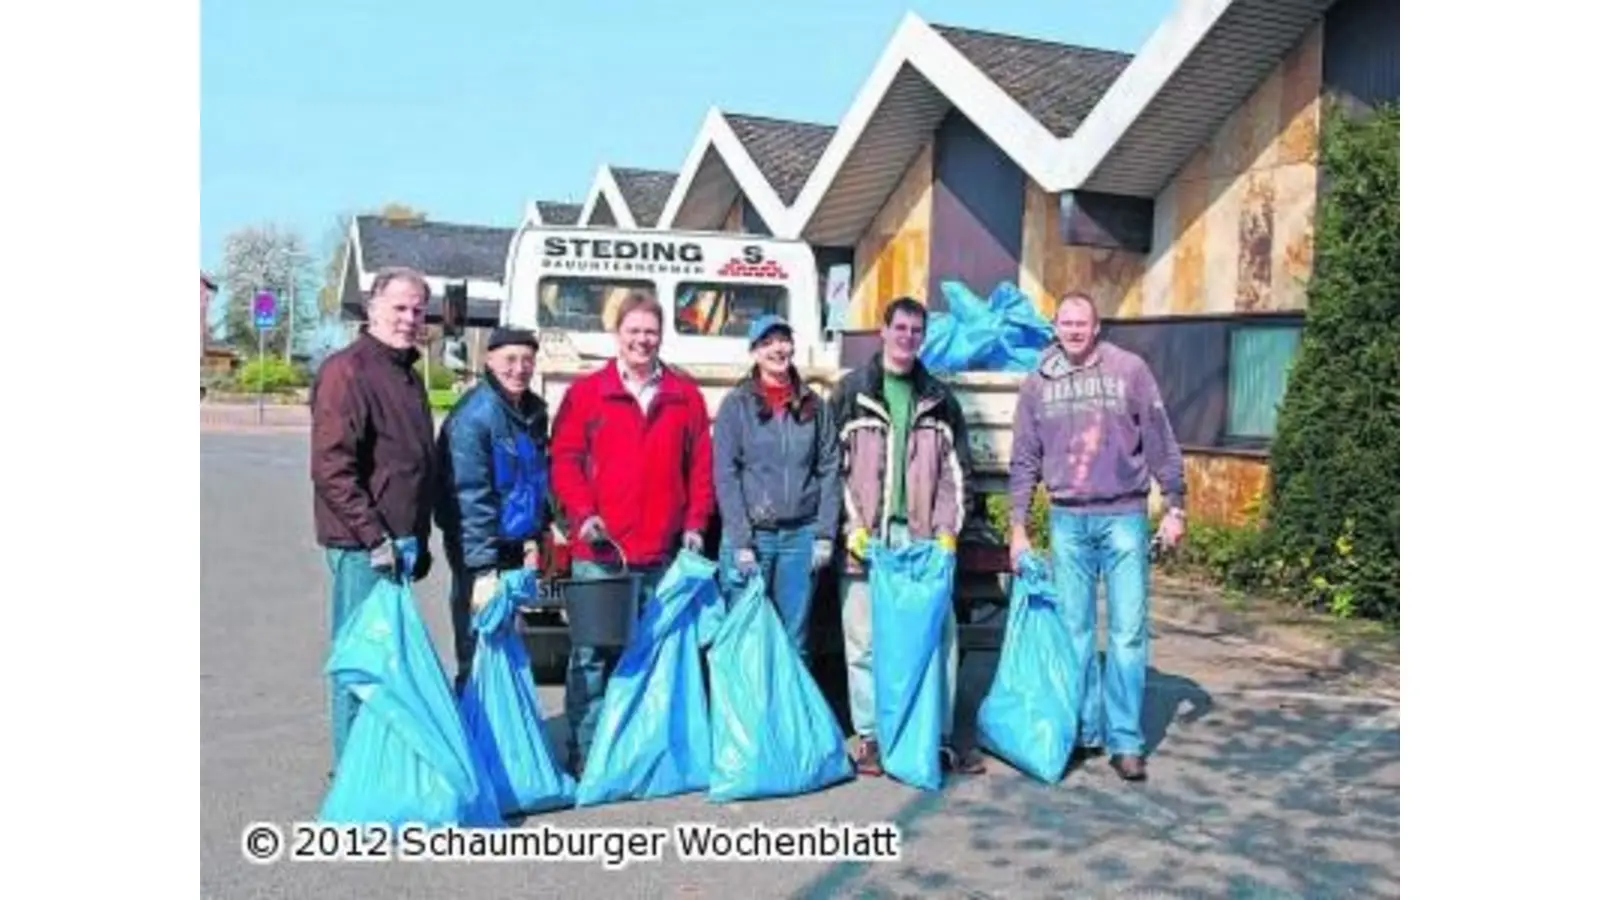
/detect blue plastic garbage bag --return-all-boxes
[867,538,955,791]
[921,281,1003,373]
[458,568,577,817]
[706,570,855,802]
[980,281,1054,370]
[574,549,724,807]
[975,552,1083,782]
[922,281,1054,373]
[319,537,503,829]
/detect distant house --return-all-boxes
[200,271,217,358]
[334,201,585,367]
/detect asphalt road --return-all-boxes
[201,428,1399,899]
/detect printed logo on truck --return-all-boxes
[717,245,788,280]
[539,236,707,276]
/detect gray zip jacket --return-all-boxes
[712,368,842,552]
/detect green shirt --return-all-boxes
[883,369,914,521]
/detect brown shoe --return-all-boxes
[853,738,884,776]
[1110,754,1147,782]
[941,745,988,775]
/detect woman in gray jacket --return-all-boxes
[712,314,842,663]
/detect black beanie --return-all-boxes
[486,327,539,352]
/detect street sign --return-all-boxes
[253,291,278,329]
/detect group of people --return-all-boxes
[309,264,1187,788]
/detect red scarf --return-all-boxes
[759,377,792,413]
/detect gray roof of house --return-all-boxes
[610,167,678,227]
[354,216,513,281]
[723,113,837,205]
[534,200,583,225]
[932,24,1134,138]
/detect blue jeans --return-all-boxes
[719,523,818,665]
[324,547,386,769]
[1048,509,1151,757]
[564,559,664,763]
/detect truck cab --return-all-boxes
[502,224,839,372]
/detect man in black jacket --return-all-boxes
[309,266,437,769]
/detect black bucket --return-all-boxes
[559,572,644,647]
[552,538,646,648]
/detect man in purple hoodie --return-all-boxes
[1008,292,1186,782]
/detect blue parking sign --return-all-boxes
[253,291,278,329]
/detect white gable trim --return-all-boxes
[782,1,1272,237]
[655,108,795,233]
[783,11,1065,238]
[1050,0,1235,187]
[577,165,638,229]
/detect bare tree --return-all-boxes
[220,224,317,356]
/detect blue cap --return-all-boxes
[747,314,792,348]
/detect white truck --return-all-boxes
[500,223,1026,496]
[499,223,1023,676]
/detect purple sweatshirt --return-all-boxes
[1008,340,1186,523]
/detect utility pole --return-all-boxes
[285,275,296,364]
[281,245,303,364]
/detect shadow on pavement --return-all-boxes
[792,659,1397,899]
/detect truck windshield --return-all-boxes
[674,282,788,337]
[537,277,657,332]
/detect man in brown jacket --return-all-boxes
[830,296,985,777]
[309,266,438,769]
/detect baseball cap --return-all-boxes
[747,314,792,348]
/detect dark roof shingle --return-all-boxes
[610,167,678,227]
[535,201,583,226]
[354,216,513,281]
[723,113,837,206]
[932,24,1133,138]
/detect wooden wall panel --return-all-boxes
[1019,180,1146,319]
[1141,23,1324,316]
[1180,453,1271,528]
[851,144,933,328]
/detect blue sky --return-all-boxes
[201,0,1177,278]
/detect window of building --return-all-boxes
[1098,312,1305,453]
[537,277,656,333]
[673,282,789,338]
[1226,324,1303,443]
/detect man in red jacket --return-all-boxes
[548,290,715,773]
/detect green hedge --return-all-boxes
[1260,102,1400,622]
[416,358,457,391]
[232,356,309,394]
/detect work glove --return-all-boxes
[935,531,957,555]
[734,547,758,578]
[846,527,871,562]
[370,535,423,580]
[578,516,609,545]
[811,539,833,573]
[369,537,397,573]
[469,570,500,613]
[682,530,705,555]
